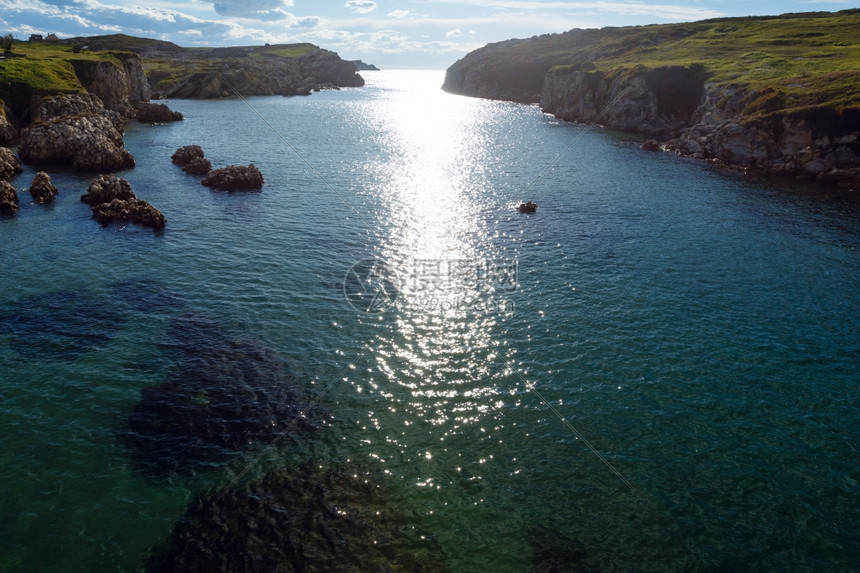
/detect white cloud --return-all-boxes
[388,9,410,19]
[445,28,461,38]
[210,0,293,20]
[345,0,376,14]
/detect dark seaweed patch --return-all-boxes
[110,278,186,313]
[0,290,124,361]
[145,462,448,572]
[126,313,321,477]
[529,523,600,573]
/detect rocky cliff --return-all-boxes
[71,53,150,117]
[443,10,860,187]
[143,44,365,99]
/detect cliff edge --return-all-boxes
[443,10,860,187]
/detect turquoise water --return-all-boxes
[1,70,858,571]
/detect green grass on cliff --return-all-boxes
[458,9,860,118]
[0,41,128,109]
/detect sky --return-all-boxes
[0,0,855,68]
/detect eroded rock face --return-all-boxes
[0,112,19,146]
[92,197,166,230]
[171,145,204,166]
[0,147,22,180]
[182,157,211,175]
[29,171,58,204]
[80,174,135,205]
[125,313,317,476]
[70,54,150,117]
[145,462,448,572]
[18,94,135,172]
[81,174,166,229]
[137,102,183,123]
[0,180,18,216]
[202,163,263,191]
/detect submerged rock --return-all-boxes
[80,174,135,205]
[145,462,448,572]
[528,523,600,573]
[126,313,317,476]
[202,163,264,192]
[29,171,59,204]
[171,145,205,166]
[182,157,211,176]
[0,147,22,180]
[137,102,183,123]
[0,180,18,216]
[92,197,166,230]
[0,289,123,361]
[18,93,135,172]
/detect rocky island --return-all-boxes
[443,9,860,188]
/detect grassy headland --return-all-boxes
[444,9,860,120]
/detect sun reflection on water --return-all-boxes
[345,72,524,493]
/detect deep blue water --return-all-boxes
[1,70,858,571]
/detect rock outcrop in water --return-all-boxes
[0,180,18,216]
[81,174,166,230]
[145,462,448,572]
[202,163,263,192]
[125,313,318,476]
[29,171,59,204]
[171,145,212,175]
[18,94,135,172]
[136,102,183,123]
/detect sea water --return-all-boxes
[0,70,858,571]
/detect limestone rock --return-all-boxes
[182,157,211,176]
[0,147,22,180]
[92,197,166,230]
[202,163,263,192]
[641,139,661,152]
[171,145,204,166]
[29,171,58,204]
[137,102,183,123]
[0,112,18,146]
[18,94,135,172]
[0,180,18,216]
[80,174,135,205]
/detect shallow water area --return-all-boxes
[1,70,858,572]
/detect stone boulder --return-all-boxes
[0,180,18,216]
[202,163,263,191]
[29,171,59,204]
[18,94,135,172]
[641,139,661,152]
[518,201,537,213]
[81,174,166,230]
[137,102,183,123]
[80,174,135,205]
[0,147,22,180]
[182,157,211,176]
[171,145,204,166]
[92,197,166,230]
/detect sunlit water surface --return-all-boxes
[1,70,858,571]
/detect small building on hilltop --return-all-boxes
[29,34,44,42]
